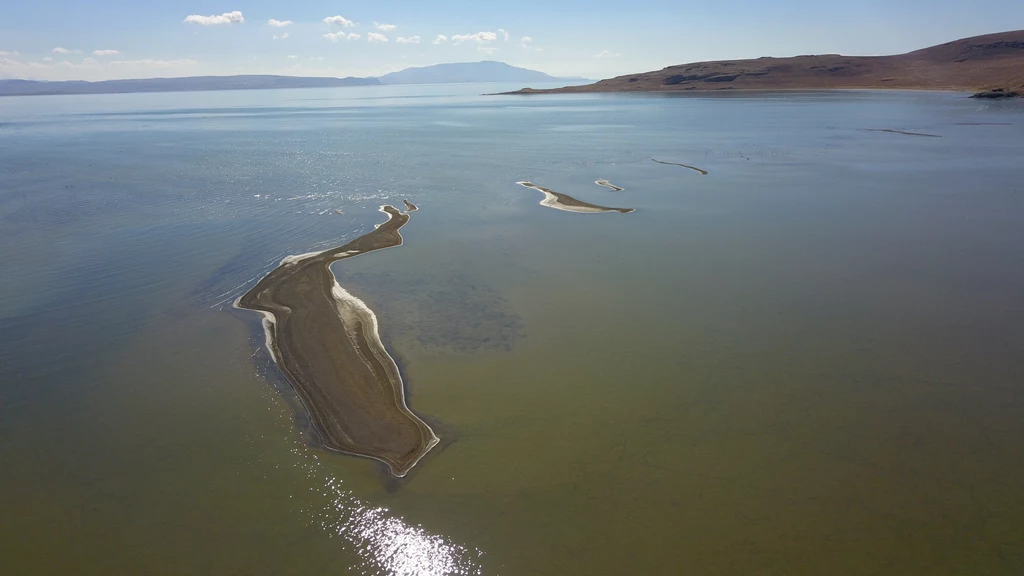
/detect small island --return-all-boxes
[595,179,624,191]
[516,181,634,214]
[237,204,438,477]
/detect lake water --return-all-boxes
[1,84,1023,575]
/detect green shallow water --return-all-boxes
[2,85,1023,575]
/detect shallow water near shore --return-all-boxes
[2,85,1024,575]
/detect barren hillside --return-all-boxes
[505,30,1024,95]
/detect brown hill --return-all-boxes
[505,30,1024,95]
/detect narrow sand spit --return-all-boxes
[651,159,709,175]
[862,128,942,137]
[595,179,624,191]
[402,199,419,212]
[237,204,438,477]
[516,181,634,214]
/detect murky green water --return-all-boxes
[2,86,1023,575]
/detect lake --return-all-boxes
[1,84,1023,575]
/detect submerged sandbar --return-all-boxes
[516,181,634,214]
[238,204,438,477]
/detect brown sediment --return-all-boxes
[402,199,418,212]
[595,179,624,191]
[863,128,942,137]
[515,181,634,214]
[237,203,438,477]
[333,209,344,215]
[651,159,709,175]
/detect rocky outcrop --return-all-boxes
[970,88,1021,99]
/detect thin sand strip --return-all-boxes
[516,181,634,214]
[402,199,419,212]
[651,159,709,175]
[595,179,624,191]
[862,128,942,137]
[237,203,438,478]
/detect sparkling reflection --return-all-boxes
[301,454,484,576]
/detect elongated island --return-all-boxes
[237,205,437,477]
[517,181,634,214]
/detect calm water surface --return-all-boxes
[1,84,1023,575]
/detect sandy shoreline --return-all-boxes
[237,204,438,477]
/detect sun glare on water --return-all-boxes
[301,456,484,576]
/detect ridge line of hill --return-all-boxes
[501,30,1024,96]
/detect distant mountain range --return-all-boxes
[503,30,1024,96]
[377,61,582,85]
[0,61,582,97]
[0,75,379,97]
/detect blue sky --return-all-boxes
[1,1,1022,81]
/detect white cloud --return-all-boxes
[520,36,533,48]
[451,31,497,45]
[183,11,244,25]
[287,55,299,60]
[52,47,79,54]
[93,49,119,56]
[373,22,397,31]
[594,50,620,58]
[478,46,497,55]
[1,55,198,81]
[432,35,448,44]
[268,19,292,27]
[368,33,389,43]
[497,28,509,41]
[396,36,420,44]
[0,50,17,56]
[323,15,355,27]
[324,31,360,42]
[109,58,197,67]
[273,33,290,40]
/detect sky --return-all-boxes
[1,1,1022,81]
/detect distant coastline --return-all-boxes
[0,75,379,97]
[0,61,586,97]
